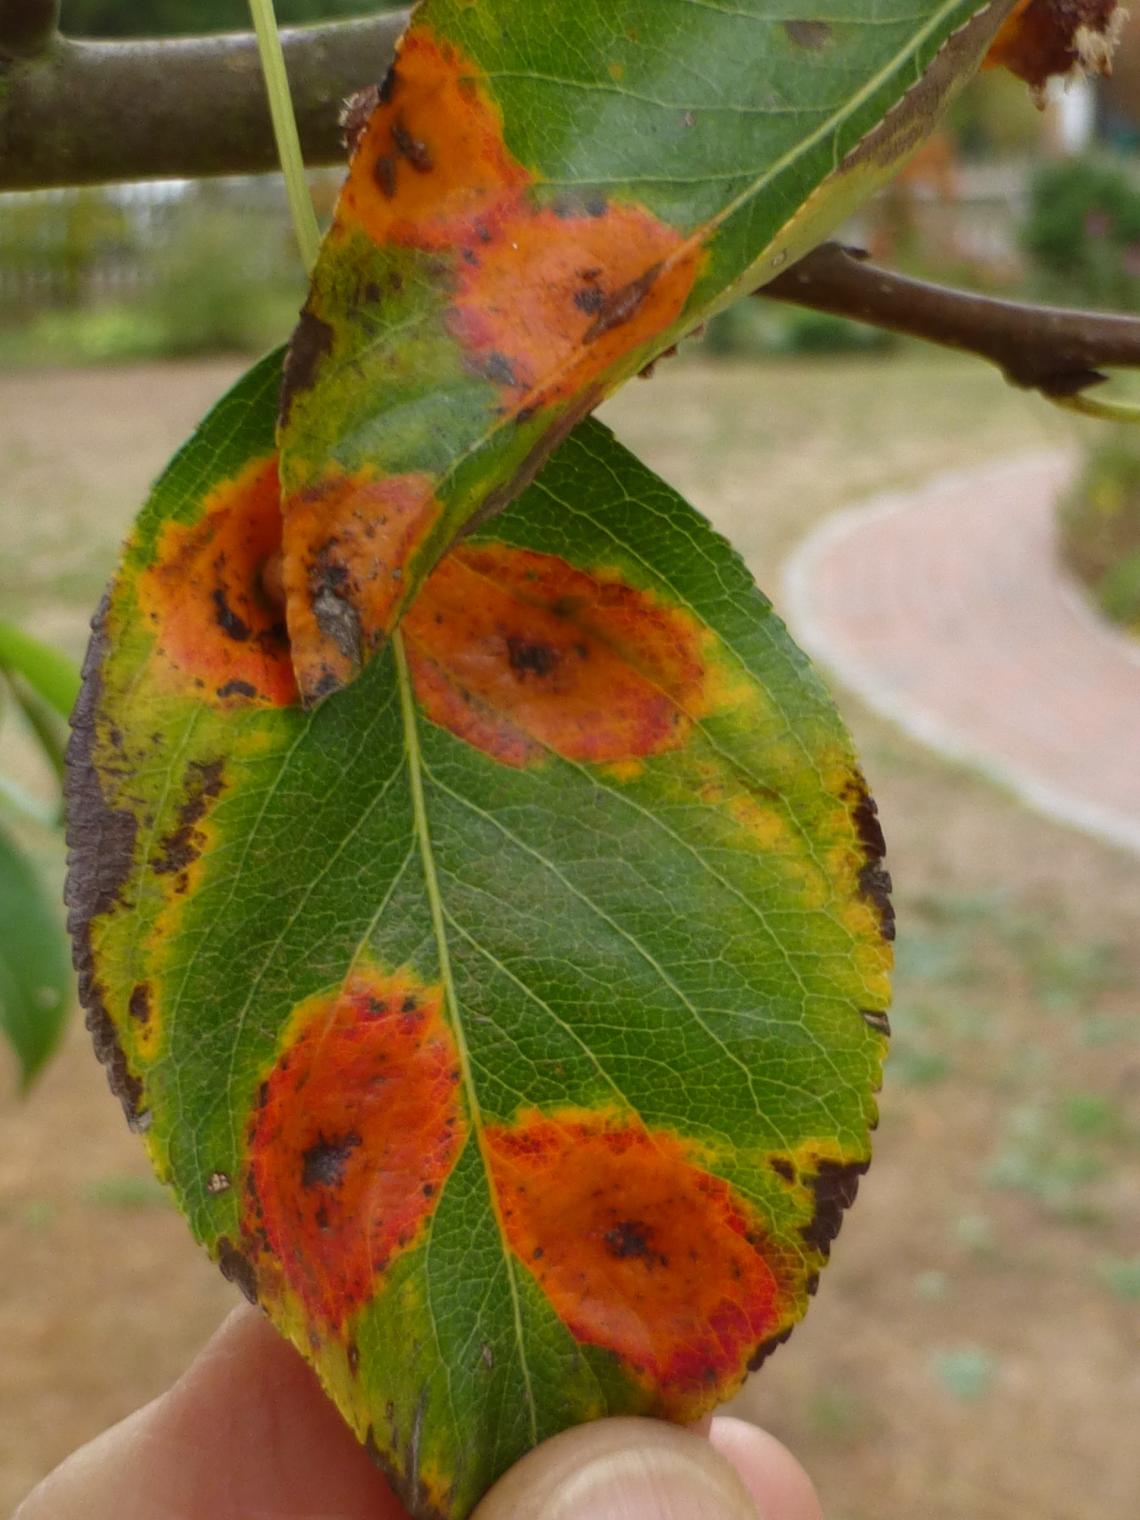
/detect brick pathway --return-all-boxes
[781,451,1140,858]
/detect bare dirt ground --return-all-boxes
[2,354,1137,1520]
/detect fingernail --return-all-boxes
[543,1440,758,1520]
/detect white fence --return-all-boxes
[0,165,1034,317]
[0,174,339,313]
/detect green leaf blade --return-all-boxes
[0,822,70,1091]
[68,358,891,1516]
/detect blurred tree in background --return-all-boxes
[1021,156,1140,311]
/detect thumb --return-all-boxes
[472,1414,821,1520]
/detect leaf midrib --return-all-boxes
[393,629,539,1445]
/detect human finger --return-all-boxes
[15,1305,410,1520]
[471,1412,821,1520]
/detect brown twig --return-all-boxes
[0,0,59,60]
[761,241,1140,401]
[0,12,408,190]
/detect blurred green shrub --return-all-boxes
[135,194,305,356]
[1059,432,1140,635]
[0,184,308,364]
[704,298,897,358]
[0,188,135,316]
[0,307,169,365]
[1020,156,1140,310]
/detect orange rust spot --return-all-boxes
[282,471,441,701]
[339,28,700,409]
[402,542,712,767]
[984,0,1122,90]
[342,32,528,249]
[242,968,465,1328]
[137,457,297,707]
[485,1114,787,1413]
[447,206,698,407]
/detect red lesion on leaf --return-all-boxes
[339,33,529,249]
[137,456,297,707]
[401,542,713,767]
[984,0,1124,95]
[484,1113,790,1416]
[340,29,700,410]
[281,470,442,702]
[447,208,699,409]
[241,968,465,1328]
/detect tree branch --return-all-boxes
[0,12,408,190]
[760,241,1140,399]
[0,0,59,61]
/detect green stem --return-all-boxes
[247,0,321,274]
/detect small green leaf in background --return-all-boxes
[0,618,81,719]
[4,677,69,795]
[0,619,81,804]
[0,821,70,1091]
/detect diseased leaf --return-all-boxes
[277,0,1015,703]
[68,355,892,1518]
[0,822,70,1090]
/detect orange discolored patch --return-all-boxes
[984,0,1123,93]
[242,968,465,1328]
[340,28,701,410]
[281,470,441,702]
[402,542,712,767]
[137,456,297,707]
[447,202,701,407]
[484,1115,788,1414]
[281,29,703,702]
[340,33,527,250]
